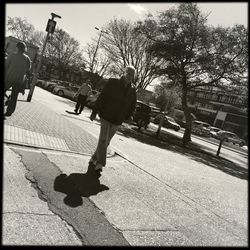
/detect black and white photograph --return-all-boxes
[3,2,248,246]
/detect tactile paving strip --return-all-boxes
[4,125,70,151]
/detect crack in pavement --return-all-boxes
[11,146,130,246]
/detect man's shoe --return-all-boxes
[4,112,12,117]
[89,158,97,165]
[94,164,104,172]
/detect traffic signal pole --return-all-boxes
[27,32,50,102]
[27,13,61,102]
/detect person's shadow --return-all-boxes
[53,164,109,208]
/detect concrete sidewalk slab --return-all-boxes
[9,146,130,246]
[45,150,247,246]
[2,145,82,246]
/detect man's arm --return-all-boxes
[126,90,137,120]
[5,54,13,71]
[90,79,112,121]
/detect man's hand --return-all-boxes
[127,116,133,123]
[90,111,97,121]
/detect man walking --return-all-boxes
[4,41,31,117]
[89,66,137,172]
[74,80,92,114]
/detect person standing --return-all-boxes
[4,41,31,117]
[89,66,137,172]
[74,80,92,114]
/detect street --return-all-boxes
[2,86,248,246]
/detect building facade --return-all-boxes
[186,86,248,140]
[5,36,39,63]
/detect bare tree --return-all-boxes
[45,28,85,79]
[138,3,248,146]
[83,41,112,83]
[6,16,44,47]
[99,18,160,89]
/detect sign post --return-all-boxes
[27,13,61,102]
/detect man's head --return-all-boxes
[124,65,135,84]
[16,42,27,53]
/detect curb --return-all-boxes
[4,140,116,158]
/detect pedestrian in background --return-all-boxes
[74,80,92,114]
[4,41,31,117]
[89,65,137,172]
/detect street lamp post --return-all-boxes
[27,12,61,102]
[90,27,108,74]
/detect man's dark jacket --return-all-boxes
[93,77,137,125]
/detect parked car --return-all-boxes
[46,81,58,91]
[132,101,151,130]
[209,126,221,139]
[175,119,187,128]
[37,79,47,88]
[154,114,180,131]
[53,85,79,100]
[192,120,211,137]
[149,107,161,121]
[47,80,71,92]
[217,130,246,146]
[85,90,100,109]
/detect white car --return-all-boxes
[217,130,246,146]
[209,126,221,139]
[53,85,79,100]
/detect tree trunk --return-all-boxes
[181,78,192,147]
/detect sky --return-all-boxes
[5,2,248,50]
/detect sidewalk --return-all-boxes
[3,93,113,156]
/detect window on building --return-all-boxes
[221,96,226,102]
[188,91,195,96]
[212,94,217,100]
[197,92,204,98]
[207,93,212,99]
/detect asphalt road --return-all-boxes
[150,124,248,169]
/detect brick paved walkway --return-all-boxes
[4,98,111,156]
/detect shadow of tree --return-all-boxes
[54,164,109,208]
[117,124,248,180]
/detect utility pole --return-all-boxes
[27,12,61,102]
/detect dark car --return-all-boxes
[192,120,211,137]
[132,101,151,130]
[154,114,180,131]
[47,80,71,92]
